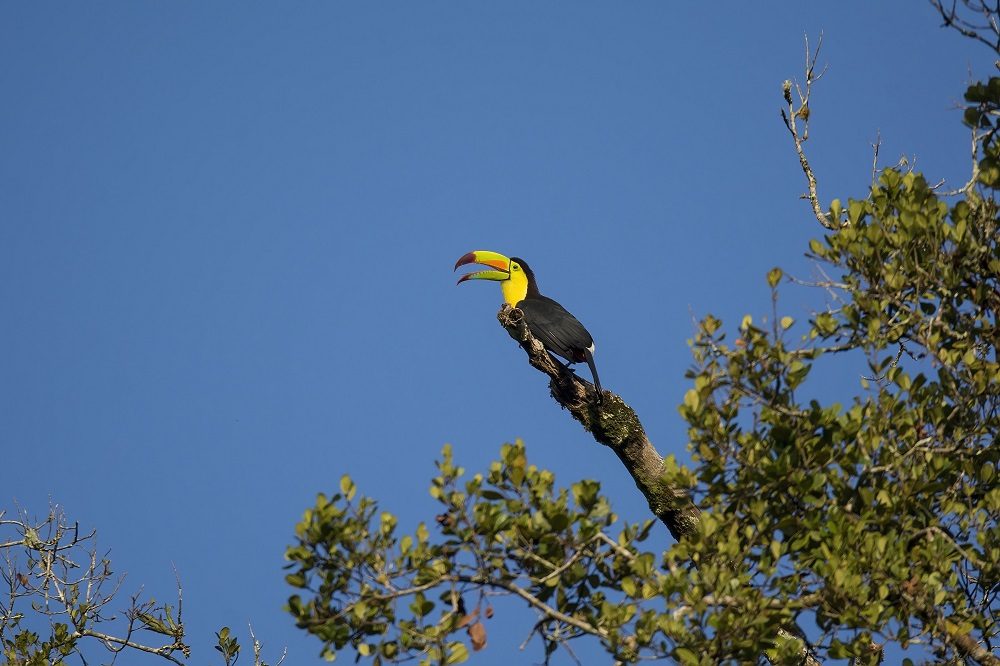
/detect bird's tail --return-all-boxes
[584,347,603,403]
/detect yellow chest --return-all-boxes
[501,277,528,306]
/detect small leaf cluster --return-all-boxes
[216,626,241,665]
[3,623,76,666]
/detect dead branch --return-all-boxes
[781,33,837,230]
[930,0,1000,55]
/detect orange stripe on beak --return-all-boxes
[454,250,511,273]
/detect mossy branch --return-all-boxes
[496,304,699,542]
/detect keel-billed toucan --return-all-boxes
[455,250,603,399]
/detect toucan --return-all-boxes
[455,250,603,400]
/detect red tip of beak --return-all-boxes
[454,252,477,271]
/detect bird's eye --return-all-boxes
[512,265,520,271]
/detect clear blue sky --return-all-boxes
[0,3,990,664]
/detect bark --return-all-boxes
[497,304,699,542]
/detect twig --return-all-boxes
[871,130,882,190]
[860,340,919,382]
[786,275,850,291]
[443,573,609,640]
[780,32,837,230]
[518,619,544,650]
[940,123,983,195]
[596,532,638,561]
[249,622,287,666]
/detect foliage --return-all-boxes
[676,161,999,661]
[285,442,672,663]
[0,507,284,666]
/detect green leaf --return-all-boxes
[139,612,172,635]
[829,198,843,221]
[848,199,866,224]
[409,593,434,618]
[814,312,837,336]
[674,647,699,664]
[767,267,783,288]
[340,475,356,501]
[683,389,700,412]
[445,642,469,664]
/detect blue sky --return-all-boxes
[0,3,991,664]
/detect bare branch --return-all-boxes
[930,0,1000,55]
[250,622,287,666]
[939,122,983,195]
[74,627,186,666]
[781,32,838,230]
[871,130,882,190]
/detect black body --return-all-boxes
[510,257,603,397]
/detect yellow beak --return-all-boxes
[454,250,512,284]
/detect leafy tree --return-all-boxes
[0,507,283,666]
[285,11,999,666]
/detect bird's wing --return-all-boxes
[517,297,594,363]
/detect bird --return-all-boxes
[455,250,603,401]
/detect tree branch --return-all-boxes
[74,628,187,666]
[940,617,1000,666]
[496,304,700,542]
[780,33,837,231]
[906,590,1000,666]
[462,574,609,641]
[930,0,1000,55]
